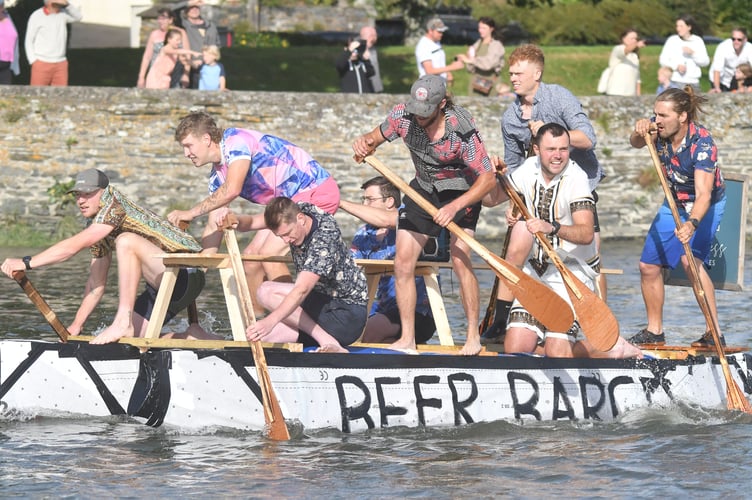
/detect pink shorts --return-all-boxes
[292,176,340,214]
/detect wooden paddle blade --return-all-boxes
[13,271,69,342]
[560,271,619,352]
[485,254,575,333]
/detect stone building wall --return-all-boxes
[0,86,750,241]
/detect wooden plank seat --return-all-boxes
[149,253,623,350]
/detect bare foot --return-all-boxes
[604,337,644,359]
[315,343,349,353]
[459,337,482,356]
[91,323,135,345]
[389,338,417,352]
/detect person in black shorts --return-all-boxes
[352,74,496,355]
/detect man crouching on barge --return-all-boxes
[236,196,368,353]
[1,169,219,344]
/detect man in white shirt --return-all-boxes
[414,17,464,83]
[24,0,81,86]
[709,28,752,93]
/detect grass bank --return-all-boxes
[33,43,714,96]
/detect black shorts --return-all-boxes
[382,308,436,344]
[398,179,482,237]
[297,290,367,348]
[134,268,205,325]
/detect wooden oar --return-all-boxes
[478,224,512,335]
[644,131,751,413]
[12,271,69,342]
[499,175,619,351]
[363,155,575,334]
[224,229,291,439]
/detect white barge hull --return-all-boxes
[1,340,750,433]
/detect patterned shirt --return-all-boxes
[654,120,725,208]
[290,203,368,306]
[89,186,202,258]
[350,224,432,317]
[501,82,603,191]
[509,156,598,272]
[208,128,331,205]
[380,103,492,193]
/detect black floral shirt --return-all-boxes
[290,203,368,306]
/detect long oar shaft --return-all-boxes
[643,132,751,413]
[13,271,69,342]
[224,229,291,439]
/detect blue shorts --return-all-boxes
[298,290,367,348]
[640,196,726,269]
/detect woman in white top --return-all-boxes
[605,29,645,96]
[458,17,506,97]
[659,14,709,91]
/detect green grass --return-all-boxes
[15,43,715,96]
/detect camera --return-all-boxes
[353,39,367,57]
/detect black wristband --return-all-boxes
[549,220,561,236]
[22,255,32,270]
[689,218,700,229]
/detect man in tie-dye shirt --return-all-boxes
[169,111,340,312]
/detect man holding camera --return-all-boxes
[25,0,82,86]
[335,37,375,93]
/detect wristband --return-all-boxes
[22,256,32,270]
[549,220,561,236]
[689,218,700,229]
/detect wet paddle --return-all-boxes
[644,132,751,413]
[224,229,291,439]
[499,174,619,352]
[363,155,575,334]
[12,271,69,342]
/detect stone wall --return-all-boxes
[0,86,750,241]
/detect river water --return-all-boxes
[2,239,752,497]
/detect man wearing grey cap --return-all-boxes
[352,74,496,356]
[1,169,218,344]
[415,17,465,82]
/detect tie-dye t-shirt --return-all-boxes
[207,128,331,205]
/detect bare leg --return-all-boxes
[639,261,664,335]
[361,313,401,344]
[504,326,539,354]
[452,229,482,356]
[390,230,427,351]
[244,229,292,316]
[256,281,349,352]
[680,254,721,333]
[93,233,165,344]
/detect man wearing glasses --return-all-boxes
[339,176,436,344]
[709,27,752,93]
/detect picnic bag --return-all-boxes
[597,67,612,93]
[471,75,494,95]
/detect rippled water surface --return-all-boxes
[2,240,752,497]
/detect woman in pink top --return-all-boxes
[145,29,200,89]
[0,0,19,85]
[137,9,189,88]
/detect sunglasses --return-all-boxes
[732,37,746,42]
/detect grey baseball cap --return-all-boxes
[406,75,446,118]
[426,18,448,32]
[68,169,109,193]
